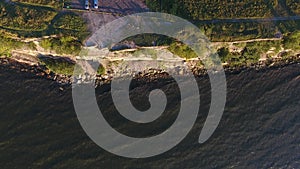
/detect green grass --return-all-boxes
[12,0,63,9]
[218,40,283,66]
[40,36,82,55]
[97,65,105,75]
[0,2,89,57]
[218,47,259,66]
[147,0,276,20]
[168,42,198,59]
[38,56,75,75]
[197,19,300,42]
[0,1,57,31]
[38,56,106,76]
[52,12,89,41]
[0,36,36,57]
[53,13,86,31]
[283,30,300,52]
[146,0,300,42]
[131,48,158,59]
[286,0,300,14]
[247,40,281,54]
[0,3,89,40]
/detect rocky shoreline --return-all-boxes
[1,54,300,88]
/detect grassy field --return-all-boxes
[12,0,63,9]
[52,12,89,41]
[146,0,300,42]
[146,0,298,20]
[196,19,300,42]
[0,1,57,31]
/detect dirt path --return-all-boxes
[8,35,58,43]
[212,38,283,47]
[193,15,300,24]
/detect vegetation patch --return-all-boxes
[131,49,158,59]
[218,40,282,66]
[283,30,300,52]
[52,12,88,40]
[40,36,82,55]
[286,0,300,14]
[168,42,198,59]
[147,0,276,20]
[197,20,300,42]
[0,36,36,57]
[0,1,57,31]
[12,0,63,9]
[0,1,89,57]
[97,64,105,75]
[146,1,300,41]
[38,56,75,75]
[53,13,86,31]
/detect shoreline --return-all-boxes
[1,54,300,87]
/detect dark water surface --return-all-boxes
[0,64,299,168]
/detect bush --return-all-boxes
[286,0,300,14]
[39,56,75,75]
[97,65,105,75]
[283,31,300,51]
[217,40,282,66]
[168,42,198,59]
[40,36,82,55]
